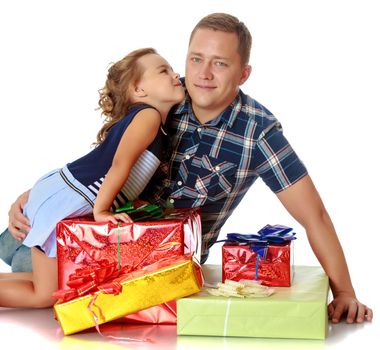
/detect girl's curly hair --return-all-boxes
[95,47,157,144]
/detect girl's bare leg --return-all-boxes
[0,272,33,281]
[0,247,57,308]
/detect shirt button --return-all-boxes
[197,127,202,132]
[215,166,221,172]
[185,155,191,160]
[169,199,175,204]
[177,181,183,186]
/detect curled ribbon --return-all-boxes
[87,289,153,343]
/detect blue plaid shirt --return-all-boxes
[142,89,307,263]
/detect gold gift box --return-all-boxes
[54,257,201,335]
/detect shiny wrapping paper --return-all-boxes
[56,208,201,324]
[222,242,292,287]
[177,265,329,340]
[54,255,202,335]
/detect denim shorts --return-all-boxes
[0,228,32,272]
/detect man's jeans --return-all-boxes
[0,228,32,272]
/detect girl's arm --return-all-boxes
[276,175,372,323]
[93,108,161,224]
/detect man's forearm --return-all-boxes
[8,189,31,239]
[304,214,355,297]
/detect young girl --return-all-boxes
[0,48,184,308]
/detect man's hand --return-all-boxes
[328,293,373,323]
[8,190,31,241]
[93,210,133,224]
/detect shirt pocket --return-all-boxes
[194,155,237,201]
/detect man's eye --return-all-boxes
[191,57,201,63]
[160,69,168,73]
[215,61,227,67]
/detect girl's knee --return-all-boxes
[31,293,56,308]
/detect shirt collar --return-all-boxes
[220,92,243,128]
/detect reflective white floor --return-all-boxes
[0,306,376,350]
[0,261,376,350]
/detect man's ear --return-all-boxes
[239,65,252,85]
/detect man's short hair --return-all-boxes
[189,13,252,65]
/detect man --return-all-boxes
[2,13,372,323]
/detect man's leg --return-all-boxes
[0,228,32,272]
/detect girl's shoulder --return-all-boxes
[127,103,159,117]
[125,103,161,127]
[114,103,158,130]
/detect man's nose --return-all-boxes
[199,62,213,79]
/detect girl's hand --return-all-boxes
[328,293,373,323]
[94,211,133,224]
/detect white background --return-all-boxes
[0,0,378,348]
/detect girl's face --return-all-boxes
[135,54,185,107]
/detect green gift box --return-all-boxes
[177,265,329,340]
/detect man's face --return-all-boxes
[185,28,251,122]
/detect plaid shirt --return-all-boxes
[142,89,307,263]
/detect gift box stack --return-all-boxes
[54,205,203,335]
[176,224,330,340]
[54,211,330,340]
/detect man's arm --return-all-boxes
[8,190,31,240]
[276,175,372,323]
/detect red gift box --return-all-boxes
[222,241,293,287]
[56,208,201,324]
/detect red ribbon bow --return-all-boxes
[52,262,132,302]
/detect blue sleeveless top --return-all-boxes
[66,103,168,209]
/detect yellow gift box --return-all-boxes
[54,256,201,335]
